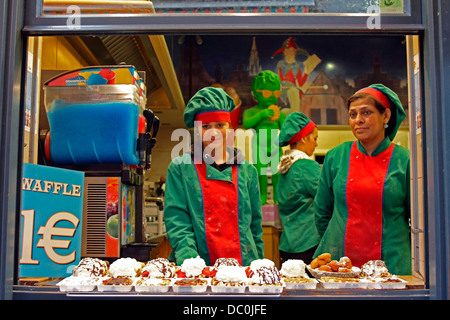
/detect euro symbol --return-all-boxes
[37,212,79,264]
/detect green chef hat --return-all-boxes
[353,83,406,141]
[277,112,316,147]
[183,87,236,128]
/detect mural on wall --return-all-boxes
[168,35,408,127]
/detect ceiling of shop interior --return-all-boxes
[66,35,186,129]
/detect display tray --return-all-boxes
[248,284,284,294]
[282,277,318,290]
[57,277,284,295]
[172,278,209,294]
[134,278,171,293]
[210,285,247,294]
[210,279,247,294]
[365,278,407,290]
[307,265,360,279]
[56,275,408,295]
[318,277,369,289]
[57,276,98,292]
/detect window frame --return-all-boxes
[3,0,449,300]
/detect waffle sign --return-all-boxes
[19,163,84,277]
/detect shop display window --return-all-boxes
[15,31,426,298]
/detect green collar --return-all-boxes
[356,137,392,156]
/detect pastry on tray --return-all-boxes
[72,257,109,277]
[320,276,362,283]
[280,259,317,289]
[101,276,134,286]
[247,266,284,294]
[141,258,177,278]
[201,257,242,279]
[308,254,361,278]
[245,258,275,278]
[172,278,209,293]
[134,278,171,293]
[108,257,144,277]
[211,266,248,293]
[318,276,368,289]
[213,257,241,269]
[97,276,135,292]
[176,256,207,278]
[359,260,391,279]
[359,260,407,289]
[135,278,171,286]
[57,275,99,292]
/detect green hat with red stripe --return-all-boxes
[353,83,406,140]
[184,87,236,128]
[278,112,316,147]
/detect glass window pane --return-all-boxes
[41,0,408,16]
[151,0,407,14]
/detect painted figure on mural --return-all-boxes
[272,37,321,115]
[243,70,286,205]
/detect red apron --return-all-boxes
[344,142,395,267]
[195,162,242,265]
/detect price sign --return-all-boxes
[19,163,84,277]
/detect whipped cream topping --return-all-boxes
[280,259,306,278]
[142,258,176,278]
[360,260,390,279]
[109,257,142,277]
[251,266,281,285]
[213,258,240,269]
[249,258,275,272]
[215,266,247,283]
[72,257,109,277]
[181,256,206,277]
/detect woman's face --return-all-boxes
[302,127,319,157]
[198,121,231,150]
[348,96,390,145]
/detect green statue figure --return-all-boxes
[243,70,286,205]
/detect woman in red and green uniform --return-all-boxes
[313,84,411,275]
[276,112,321,264]
[164,87,264,266]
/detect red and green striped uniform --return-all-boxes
[314,138,411,275]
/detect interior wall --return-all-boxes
[144,125,186,183]
[41,37,88,70]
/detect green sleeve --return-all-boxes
[304,160,321,198]
[248,164,265,259]
[164,160,199,265]
[314,152,335,237]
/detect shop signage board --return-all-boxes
[19,163,85,278]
